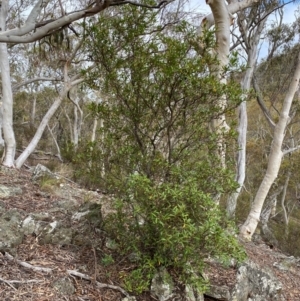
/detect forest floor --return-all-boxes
[0,167,300,301]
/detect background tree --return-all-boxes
[226,0,281,217]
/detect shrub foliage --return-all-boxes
[64,3,246,293]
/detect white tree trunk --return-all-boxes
[15,93,66,168]
[0,104,5,148]
[226,3,270,217]
[0,0,16,167]
[226,43,256,217]
[206,0,232,170]
[91,117,98,143]
[15,74,83,168]
[240,51,300,240]
[71,95,83,149]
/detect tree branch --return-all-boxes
[252,76,276,129]
[283,145,300,156]
[12,77,62,92]
[0,0,172,43]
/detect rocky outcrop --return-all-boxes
[149,260,284,301]
[0,165,103,253]
[208,260,283,301]
[0,165,297,301]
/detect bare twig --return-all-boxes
[0,278,42,284]
[67,270,130,297]
[0,277,17,290]
[5,252,53,273]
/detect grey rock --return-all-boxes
[185,285,204,301]
[0,209,24,252]
[39,222,73,245]
[22,215,36,235]
[273,256,300,272]
[151,268,174,301]
[0,184,22,198]
[231,260,283,301]
[206,285,230,300]
[53,277,75,295]
[32,164,58,182]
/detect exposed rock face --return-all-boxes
[203,260,283,301]
[231,261,283,301]
[0,208,24,253]
[0,165,103,253]
[0,184,22,198]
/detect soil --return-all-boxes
[0,167,300,301]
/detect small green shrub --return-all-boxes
[101,254,115,266]
[105,170,246,293]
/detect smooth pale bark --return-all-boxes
[91,118,98,143]
[0,105,4,147]
[199,0,259,36]
[15,76,83,168]
[206,0,232,171]
[226,4,268,217]
[226,100,247,216]
[281,173,290,226]
[70,93,83,149]
[15,93,65,168]
[0,0,170,44]
[47,124,62,161]
[240,51,300,240]
[0,0,16,167]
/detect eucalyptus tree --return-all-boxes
[197,0,264,205]
[226,0,281,218]
[14,31,90,168]
[240,49,300,240]
[0,1,17,166]
[238,12,300,240]
[0,0,265,169]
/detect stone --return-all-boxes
[231,260,283,301]
[39,222,73,245]
[206,285,230,300]
[53,277,75,295]
[151,268,174,301]
[32,164,59,182]
[0,209,24,252]
[273,256,300,272]
[185,285,205,301]
[0,184,22,198]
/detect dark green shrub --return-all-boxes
[71,2,246,293]
[105,169,245,293]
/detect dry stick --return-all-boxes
[4,253,129,297]
[0,277,17,290]
[67,270,130,298]
[4,252,53,273]
[0,278,42,285]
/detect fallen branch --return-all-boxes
[5,252,53,273]
[67,269,130,297]
[0,277,17,290]
[0,277,42,285]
